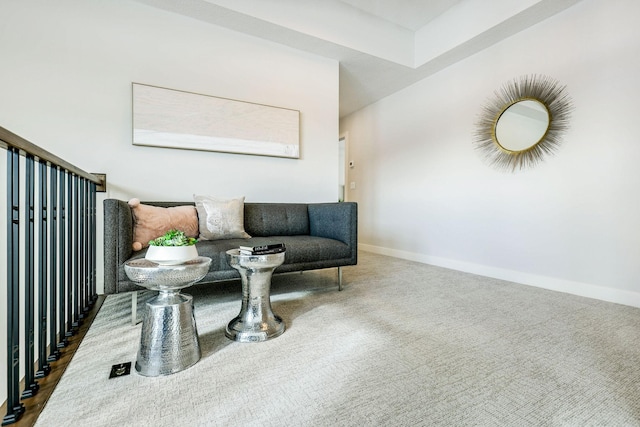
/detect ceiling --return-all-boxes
[133,0,583,117]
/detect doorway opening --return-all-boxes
[338,134,348,202]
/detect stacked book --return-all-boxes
[239,243,285,255]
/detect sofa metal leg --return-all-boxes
[338,267,343,291]
[131,291,137,326]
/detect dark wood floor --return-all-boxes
[0,296,105,427]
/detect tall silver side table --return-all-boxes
[225,249,285,342]
[124,256,211,377]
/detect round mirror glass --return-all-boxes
[495,100,550,151]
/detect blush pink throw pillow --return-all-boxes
[128,198,199,251]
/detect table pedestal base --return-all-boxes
[136,291,200,377]
[226,269,285,342]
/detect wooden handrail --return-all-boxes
[0,126,103,185]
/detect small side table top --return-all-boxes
[225,249,285,269]
[124,256,211,291]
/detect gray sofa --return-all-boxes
[103,199,358,298]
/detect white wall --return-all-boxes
[0,0,339,290]
[0,0,338,404]
[0,0,338,408]
[340,0,640,307]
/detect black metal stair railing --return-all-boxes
[1,126,102,425]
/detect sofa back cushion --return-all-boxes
[244,203,309,236]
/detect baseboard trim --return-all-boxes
[359,244,640,309]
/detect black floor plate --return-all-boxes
[109,362,132,379]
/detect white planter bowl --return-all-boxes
[145,245,198,265]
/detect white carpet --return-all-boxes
[35,252,640,426]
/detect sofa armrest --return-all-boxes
[103,199,134,294]
[308,202,357,263]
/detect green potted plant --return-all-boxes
[145,229,198,265]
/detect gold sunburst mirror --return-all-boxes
[474,75,573,172]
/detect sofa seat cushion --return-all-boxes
[194,236,352,268]
[272,236,351,263]
[118,235,351,284]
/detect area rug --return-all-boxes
[34,252,640,426]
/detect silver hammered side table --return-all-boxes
[124,256,211,377]
[225,249,285,342]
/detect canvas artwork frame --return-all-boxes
[132,83,300,159]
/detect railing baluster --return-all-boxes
[48,166,61,362]
[65,173,74,337]
[72,175,81,328]
[58,171,69,347]
[1,126,102,425]
[21,155,39,399]
[35,160,51,378]
[79,178,87,316]
[3,147,25,425]
[90,182,97,303]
